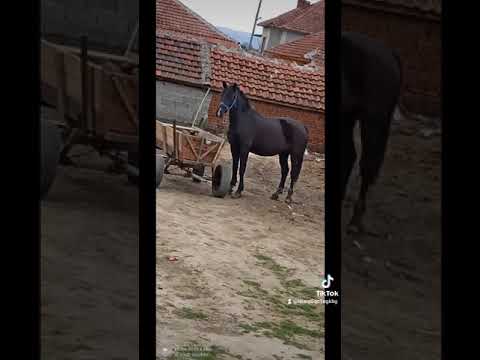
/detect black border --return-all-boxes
[441,0,448,358]
[325,0,342,359]
[139,0,157,359]
[33,0,41,358]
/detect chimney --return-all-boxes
[297,0,310,8]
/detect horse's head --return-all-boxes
[216,81,239,117]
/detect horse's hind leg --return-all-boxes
[271,152,289,200]
[285,151,305,204]
[350,111,392,232]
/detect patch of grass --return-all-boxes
[174,307,208,321]
[238,278,324,325]
[254,254,291,280]
[283,279,318,299]
[237,280,269,299]
[238,323,260,334]
[239,320,322,351]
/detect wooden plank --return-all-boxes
[197,136,205,162]
[81,36,88,132]
[104,131,138,144]
[184,136,200,161]
[41,39,139,65]
[112,76,138,128]
[173,121,178,160]
[199,143,219,162]
[212,140,226,166]
[89,67,96,133]
[55,51,67,124]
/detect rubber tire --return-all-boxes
[156,150,165,188]
[40,118,61,199]
[192,165,205,183]
[212,163,232,198]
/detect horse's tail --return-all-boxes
[280,119,294,145]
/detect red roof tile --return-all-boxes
[156,0,238,48]
[258,0,324,34]
[343,0,441,18]
[156,32,209,86]
[264,32,324,64]
[210,47,324,111]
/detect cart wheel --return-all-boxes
[192,165,205,183]
[156,150,165,188]
[40,117,62,199]
[212,163,232,198]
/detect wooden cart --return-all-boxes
[40,36,161,198]
[156,120,232,197]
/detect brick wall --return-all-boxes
[342,5,441,116]
[156,81,212,126]
[206,92,325,153]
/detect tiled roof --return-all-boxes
[264,32,324,64]
[210,47,324,111]
[258,0,324,34]
[343,0,441,17]
[156,0,238,48]
[155,32,209,86]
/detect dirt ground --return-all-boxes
[156,146,326,360]
[341,112,441,359]
[41,146,139,360]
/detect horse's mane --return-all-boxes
[236,88,251,112]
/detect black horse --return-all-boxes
[216,82,309,203]
[341,32,402,232]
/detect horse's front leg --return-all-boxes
[232,149,249,198]
[230,146,240,194]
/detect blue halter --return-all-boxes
[219,93,238,112]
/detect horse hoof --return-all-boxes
[285,197,292,204]
[271,193,279,200]
[231,192,242,199]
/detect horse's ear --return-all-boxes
[222,81,228,89]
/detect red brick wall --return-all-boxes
[207,92,325,153]
[342,6,441,116]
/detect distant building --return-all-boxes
[258,0,324,53]
[342,0,441,116]
[264,31,324,65]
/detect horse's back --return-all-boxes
[250,115,308,156]
[342,32,402,117]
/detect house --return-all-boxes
[156,0,238,48]
[342,0,441,116]
[155,0,238,127]
[264,31,324,65]
[156,0,325,152]
[258,0,324,53]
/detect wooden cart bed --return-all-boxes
[156,121,225,166]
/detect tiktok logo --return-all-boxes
[322,274,334,289]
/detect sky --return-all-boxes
[179,0,321,33]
